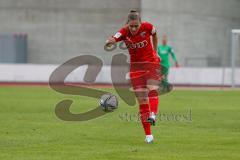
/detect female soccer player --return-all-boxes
[105,10,161,143]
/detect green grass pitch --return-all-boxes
[0,86,239,160]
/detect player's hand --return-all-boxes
[175,62,180,68]
[105,37,116,47]
[104,37,117,51]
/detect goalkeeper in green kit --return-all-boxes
[157,35,179,89]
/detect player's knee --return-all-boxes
[147,79,160,91]
[137,96,148,104]
[147,84,159,91]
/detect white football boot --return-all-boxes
[145,135,154,143]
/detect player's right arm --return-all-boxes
[105,37,116,47]
[105,27,127,47]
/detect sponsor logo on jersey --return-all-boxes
[127,40,148,49]
[161,51,168,54]
[140,32,146,38]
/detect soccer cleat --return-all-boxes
[145,135,154,143]
[147,112,156,126]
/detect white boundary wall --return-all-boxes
[0,64,239,86]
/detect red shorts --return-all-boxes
[130,61,162,90]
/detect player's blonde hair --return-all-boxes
[126,10,141,24]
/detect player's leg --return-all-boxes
[147,81,159,126]
[135,91,154,143]
[146,62,162,126]
[130,71,153,143]
[134,88,152,136]
[162,65,170,90]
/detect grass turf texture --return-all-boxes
[0,86,239,160]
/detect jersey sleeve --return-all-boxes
[169,47,177,62]
[113,27,127,42]
[144,22,157,36]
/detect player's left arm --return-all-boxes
[152,33,158,52]
[169,47,179,67]
[145,22,158,52]
[105,27,127,48]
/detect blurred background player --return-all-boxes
[105,10,161,143]
[157,35,179,89]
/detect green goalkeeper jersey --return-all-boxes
[157,45,177,68]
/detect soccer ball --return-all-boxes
[99,93,118,112]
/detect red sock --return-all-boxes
[139,103,151,135]
[148,90,159,114]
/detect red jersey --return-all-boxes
[113,21,159,63]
